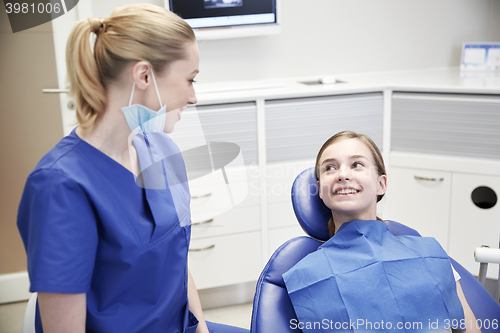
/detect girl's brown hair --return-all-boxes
[315,131,387,237]
[66,4,196,129]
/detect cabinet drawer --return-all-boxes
[190,166,260,218]
[266,93,383,163]
[191,204,260,239]
[449,173,500,279]
[392,93,500,159]
[171,103,258,166]
[387,167,452,250]
[188,232,262,289]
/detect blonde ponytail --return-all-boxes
[65,4,195,129]
[66,18,106,129]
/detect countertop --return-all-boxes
[194,67,500,105]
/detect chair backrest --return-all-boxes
[22,292,37,333]
[250,167,500,333]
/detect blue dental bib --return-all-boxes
[283,220,464,333]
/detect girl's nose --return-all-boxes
[337,165,351,181]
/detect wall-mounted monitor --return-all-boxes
[165,0,280,40]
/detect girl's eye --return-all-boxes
[352,162,364,168]
[325,165,337,172]
[189,79,196,85]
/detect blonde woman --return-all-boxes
[17,4,248,333]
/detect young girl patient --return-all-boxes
[283,131,480,333]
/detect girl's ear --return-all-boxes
[131,61,152,90]
[317,180,323,199]
[377,174,388,196]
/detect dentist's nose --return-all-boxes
[188,87,197,105]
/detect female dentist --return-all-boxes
[17,4,248,333]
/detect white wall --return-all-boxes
[90,0,500,83]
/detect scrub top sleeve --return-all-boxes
[18,168,99,294]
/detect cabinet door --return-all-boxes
[188,231,262,289]
[387,167,452,250]
[449,173,500,278]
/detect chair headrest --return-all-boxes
[291,167,331,241]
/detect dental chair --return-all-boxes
[250,167,500,333]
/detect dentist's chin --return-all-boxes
[178,106,187,120]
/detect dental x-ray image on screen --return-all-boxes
[169,0,276,29]
[205,0,243,9]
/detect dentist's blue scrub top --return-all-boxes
[17,129,197,333]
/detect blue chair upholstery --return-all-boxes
[251,167,500,333]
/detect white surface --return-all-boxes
[195,79,285,93]
[449,173,500,279]
[194,68,500,107]
[79,0,500,83]
[21,293,36,333]
[387,167,452,250]
[475,247,500,264]
[390,152,500,177]
[0,272,30,304]
[188,231,262,289]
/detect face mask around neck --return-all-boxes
[121,70,167,133]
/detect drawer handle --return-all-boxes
[191,218,214,226]
[191,192,212,199]
[414,176,444,182]
[42,88,69,93]
[189,244,215,252]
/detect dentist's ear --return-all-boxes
[131,61,152,90]
[377,174,388,196]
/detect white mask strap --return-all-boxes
[128,82,135,106]
[127,69,163,107]
[150,70,163,108]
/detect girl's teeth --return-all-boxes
[335,189,358,195]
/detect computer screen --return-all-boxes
[166,0,280,40]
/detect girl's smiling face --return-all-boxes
[317,138,387,228]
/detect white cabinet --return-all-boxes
[389,156,500,277]
[189,231,262,289]
[449,173,500,279]
[387,166,452,250]
[390,91,500,277]
[181,102,261,289]
[189,89,500,290]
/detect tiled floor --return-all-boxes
[0,301,253,333]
